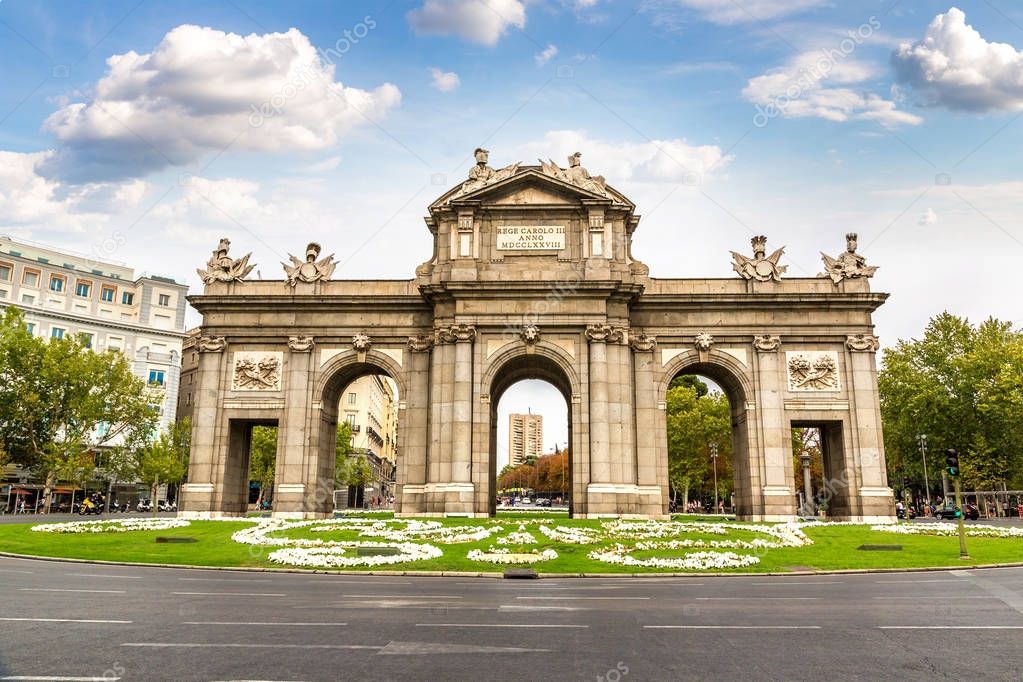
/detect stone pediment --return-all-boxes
[431,167,633,211]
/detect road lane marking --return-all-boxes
[68,573,142,580]
[873,596,997,600]
[875,579,967,584]
[645,625,821,630]
[183,621,348,626]
[749,581,842,586]
[1,677,121,681]
[0,569,34,574]
[499,605,588,612]
[879,626,1023,630]
[122,643,380,649]
[379,641,552,654]
[515,596,650,601]
[178,577,273,583]
[171,592,286,597]
[19,588,125,594]
[342,594,462,599]
[309,580,412,585]
[695,597,819,600]
[0,617,131,624]
[416,623,588,628]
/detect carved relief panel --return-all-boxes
[785,351,840,392]
[232,352,284,391]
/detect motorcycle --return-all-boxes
[158,500,177,512]
[78,493,104,516]
[136,499,152,513]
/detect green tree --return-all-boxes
[138,419,191,512]
[0,307,49,465]
[249,426,278,508]
[666,380,732,508]
[334,421,354,486]
[880,313,1023,493]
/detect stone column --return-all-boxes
[631,333,663,516]
[274,336,318,518]
[753,335,794,520]
[450,324,476,484]
[585,324,617,484]
[397,334,433,515]
[846,334,894,520]
[179,336,227,517]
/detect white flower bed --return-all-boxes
[495,525,538,545]
[871,523,1023,538]
[467,547,558,564]
[308,519,498,544]
[603,520,811,548]
[538,524,602,544]
[268,542,442,568]
[31,518,191,534]
[588,544,761,570]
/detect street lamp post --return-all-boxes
[917,434,932,507]
[710,443,719,515]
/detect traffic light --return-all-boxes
[945,448,960,477]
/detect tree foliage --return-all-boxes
[249,425,278,505]
[137,418,191,503]
[879,312,1023,491]
[666,379,733,505]
[498,451,569,493]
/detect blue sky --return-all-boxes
[2,1,1022,463]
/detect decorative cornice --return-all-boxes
[197,336,226,353]
[752,334,781,352]
[846,333,880,352]
[287,335,314,352]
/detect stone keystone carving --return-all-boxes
[539,152,609,197]
[282,243,336,286]
[448,324,477,343]
[288,335,314,352]
[352,333,372,353]
[694,333,714,351]
[787,353,839,391]
[585,323,623,343]
[197,335,226,353]
[233,355,281,391]
[820,233,878,284]
[407,334,434,352]
[197,238,256,284]
[520,324,541,345]
[630,332,657,352]
[753,334,782,352]
[449,148,520,200]
[846,334,880,352]
[731,235,787,282]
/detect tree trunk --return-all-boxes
[43,470,55,514]
[105,478,114,513]
[151,475,159,517]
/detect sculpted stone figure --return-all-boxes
[821,233,878,284]
[407,334,434,352]
[233,356,281,390]
[753,334,781,352]
[520,324,541,345]
[283,243,336,287]
[352,333,372,353]
[288,335,314,352]
[540,152,608,196]
[846,334,880,352]
[731,235,787,282]
[197,335,226,353]
[452,148,520,199]
[630,332,657,352]
[197,238,256,284]
[694,333,714,351]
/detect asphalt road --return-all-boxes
[1,555,1022,681]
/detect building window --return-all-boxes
[347,392,357,405]
[79,333,94,349]
[121,291,134,305]
[100,286,115,302]
[590,231,603,257]
[0,288,6,299]
[25,322,35,335]
[158,293,170,306]
[22,270,39,287]
[0,263,11,281]
[49,276,64,293]
[50,327,65,340]
[75,281,91,297]
[148,370,165,386]
[107,337,123,351]
[346,413,357,426]
[21,293,34,304]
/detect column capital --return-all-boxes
[197,335,226,353]
[287,335,314,352]
[846,333,880,352]
[585,323,622,344]
[752,334,781,352]
[629,332,657,352]
[407,334,434,352]
[440,323,476,343]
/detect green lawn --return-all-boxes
[0,514,1020,574]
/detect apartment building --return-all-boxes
[340,374,399,499]
[508,412,544,466]
[0,235,189,435]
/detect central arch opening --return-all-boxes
[488,354,573,516]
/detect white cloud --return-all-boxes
[516,129,731,184]
[918,207,938,226]
[535,44,558,67]
[649,0,826,26]
[39,24,401,183]
[429,67,461,92]
[299,156,342,173]
[892,7,1023,112]
[408,0,526,46]
[743,51,922,127]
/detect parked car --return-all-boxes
[934,503,979,521]
[536,498,552,507]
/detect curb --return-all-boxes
[3,550,1023,579]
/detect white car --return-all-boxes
[520,497,532,505]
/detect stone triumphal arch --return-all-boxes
[180,149,895,522]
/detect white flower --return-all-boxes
[31,518,191,533]
[467,548,558,564]
[269,542,442,568]
[538,525,601,544]
[588,544,760,570]
[871,523,1023,538]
